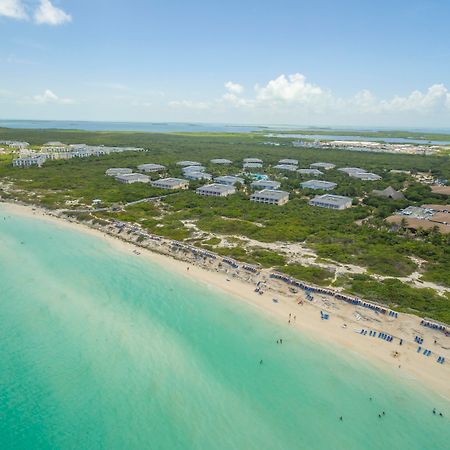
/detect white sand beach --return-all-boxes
[2,201,450,402]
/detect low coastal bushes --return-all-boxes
[338,274,450,324]
[280,264,334,286]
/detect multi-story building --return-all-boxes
[185,172,212,181]
[106,168,133,176]
[151,178,189,190]
[310,162,336,170]
[250,189,289,206]
[214,175,244,186]
[12,155,47,168]
[298,169,324,176]
[301,180,337,190]
[137,163,166,172]
[196,183,236,197]
[308,194,352,210]
[115,173,150,184]
[251,180,281,190]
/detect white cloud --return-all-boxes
[225,81,244,95]
[34,0,71,26]
[32,89,74,104]
[255,73,324,104]
[0,0,28,20]
[379,84,450,113]
[168,73,450,125]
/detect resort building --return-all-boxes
[214,175,244,186]
[12,155,47,168]
[182,165,206,173]
[243,162,263,169]
[137,163,166,173]
[176,161,201,167]
[372,186,404,200]
[273,164,298,172]
[243,158,263,164]
[106,168,133,176]
[250,189,289,206]
[152,178,189,190]
[301,180,337,191]
[279,159,298,165]
[338,167,365,175]
[298,168,324,176]
[310,162,336,170]
[349,172,382,181]
[196,183,236,197]
[115,173,150,184]
[185,172,212,181]
[251,179,281,190]
[308,194,352,210]
[210,158,232,165]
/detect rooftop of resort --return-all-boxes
[338,167,365,175]
[243,162,263,168]
[273,164,298,172]
[185,171,212,181]
[372,186,404,200]
[309,194,353,210]
[349,172,382,181]
[298,168,324,176]
[279,159,298,165]
[251,179,281,190]
[310,162,336,170]
[214,175,244,186]
[301,180,337,190]
[106,168,133,176]
[250,189,289,205]
[210,158,232,164]
[176,161,201,167]
[196,183,236,197]
[137,163,166,172]
[115,173,150,184]
[243,158,263,163]
[182,165,206,173]
[152,178,189,189]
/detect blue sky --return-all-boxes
[1,0,450,127]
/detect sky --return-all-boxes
[1,0,450,128]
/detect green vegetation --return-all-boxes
[337,274,450,324]
[280,264,334,286]
[1,127,449,322]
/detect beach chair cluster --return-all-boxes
[269,273,397,318]
[222,257,239,268]
[242,264,260,274]
[417,347,432,357]
[320,311,329,320]
[437,356,445,364]
[414,336,424,345]
[377,332,393,342]
[420,319,448,336]
[170,242,217,260]
[359,329,379,337]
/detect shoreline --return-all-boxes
[1,200,450,402]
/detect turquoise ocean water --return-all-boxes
[0,207,449,450]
